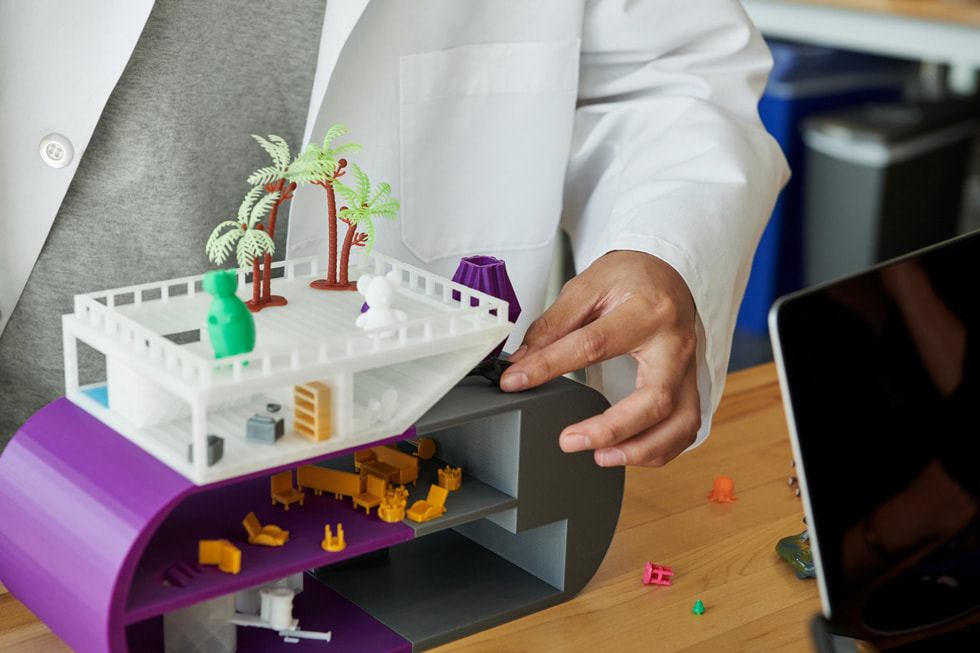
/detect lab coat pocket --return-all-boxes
[400,40,580,263]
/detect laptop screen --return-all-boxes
[770,232,980,648]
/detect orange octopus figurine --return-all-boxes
[707,475,738,503]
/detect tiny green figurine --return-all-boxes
[692,599,705,615]
[203,270,256,359]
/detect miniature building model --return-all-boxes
[0,252,625,652]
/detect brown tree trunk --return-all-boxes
[252,257,261,305]
[262,252,273,299]
[338,224,356,285]
[325,181,338,284]
[260,179,295,302]
[311,162,349,290]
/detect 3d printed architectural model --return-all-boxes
[61,250,512,485]
[0,250,625,653]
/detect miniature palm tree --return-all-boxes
[244,134,298,309]
[205,184,277,307]
[334,163,400,286]
[286,124,363,289]
[205,135,297,312]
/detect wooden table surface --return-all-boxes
[763,0,980,28]
[742,0,980,71]
[0,363,822,652]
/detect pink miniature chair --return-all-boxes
[642,562,674,586]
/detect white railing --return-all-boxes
[69,251,509,391]
[73,293,213,385]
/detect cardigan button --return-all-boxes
[39,134,74,169]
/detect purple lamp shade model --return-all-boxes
[451,256,521,359]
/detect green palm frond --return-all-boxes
[359,216,377,253]
[235,228,275,268]
[248,189,280,227]
[333,164,373,207]
[247,135,292,185]
[336,205,365,222]
[268,134,291,169]
[246,165,282,187]
[333,179,359,206]
[334,169,399,255]
[286,147,338,185]
[352,163,371,201]
[285,127,364,187]
[367,182,399,222]
[237,185,265,224]
[371,204,399,222]
[333,141,363,157]
[283,169,322,185]
[298,143,328,163]
[206,221,245,264]
[370,182,394,207]
[321,124,350,147]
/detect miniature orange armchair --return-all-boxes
[242,511,289,547]
[271,470,305,510]
[353,474,387,515]
[406,484,449,523]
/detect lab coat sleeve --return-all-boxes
[562,0,790,448]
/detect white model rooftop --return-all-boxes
[62,251,513,485]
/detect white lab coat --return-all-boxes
[0,0,788,449]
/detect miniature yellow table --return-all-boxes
[0,363,822,652]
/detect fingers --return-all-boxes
[501,309,645,392]
[498,249,702,467]
[560,357,700,467]
[502,250,694,394]
[505,275,599,368]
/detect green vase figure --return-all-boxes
[203,270,256,359]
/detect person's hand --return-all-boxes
[499,249,700,467]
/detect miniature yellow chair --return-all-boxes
[271,470,305,510]
[406,484,449,523]
[198,539,241,574]
[353,474,387,515]
[242,511,289,546]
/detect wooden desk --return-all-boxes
[743,0,980,70]
[0,363,821,652]
[434,362,821,652]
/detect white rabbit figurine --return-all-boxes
[355,270,406,337]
